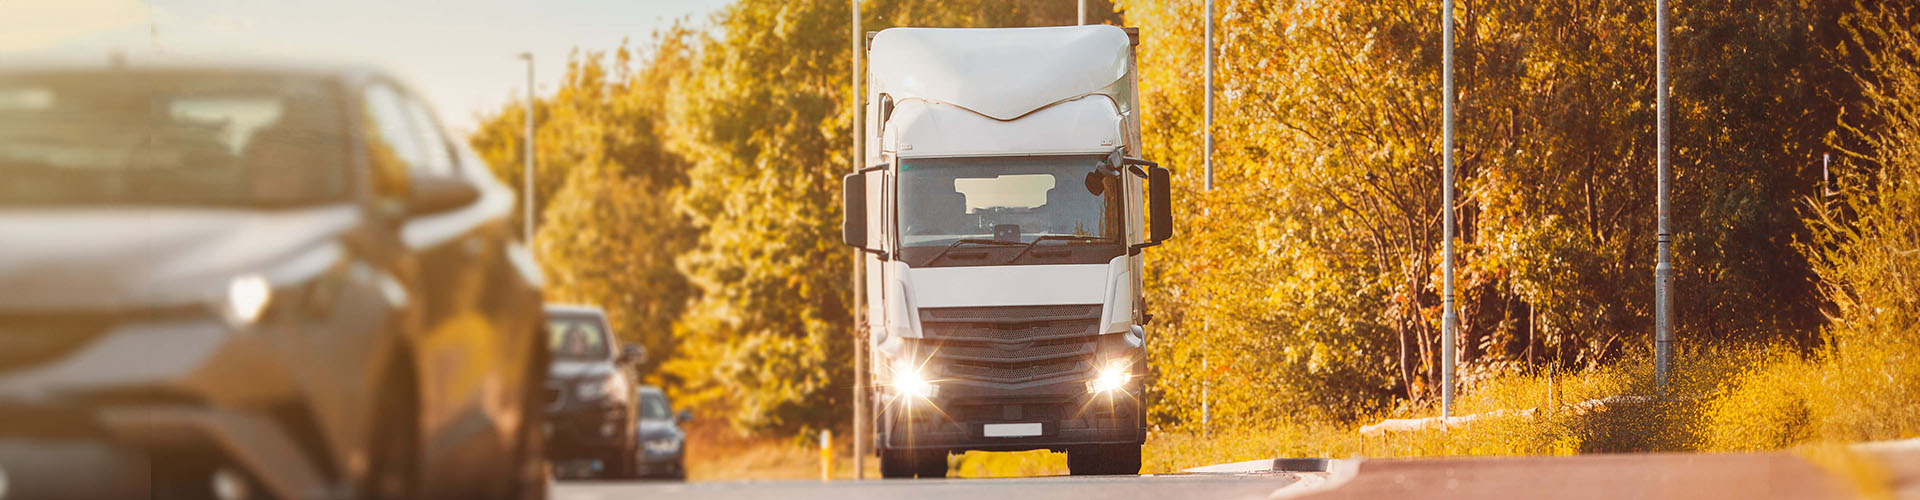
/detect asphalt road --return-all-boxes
[549,442,1920,500]
[551,472,1303,500]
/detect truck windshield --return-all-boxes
[0,71,348,207]
[897,155,1123,251]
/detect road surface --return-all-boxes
[551,442,1920,500]
[552,473,1302,500]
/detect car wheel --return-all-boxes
[506,331,551,500]
[605,443,638,479]
[362,380,421,500]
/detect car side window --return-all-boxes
[363,84,427,172]
[400,96,458,177]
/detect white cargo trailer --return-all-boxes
[841,25,1174,478]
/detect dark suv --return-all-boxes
[633,385,691,479]
[543,305,645,479]
[0,64,549,499]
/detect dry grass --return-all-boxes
[680,345,1919,481]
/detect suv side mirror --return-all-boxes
[677,409,693,423]
[1147,166,1174,244]
[619,344,647,365]
[407,174,480,216]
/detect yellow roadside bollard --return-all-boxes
[820,429,832,481]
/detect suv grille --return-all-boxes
[918,304,1103,387]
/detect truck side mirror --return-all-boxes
[843,168,889,258]
[841,172,867,249]
[677,409,693,423]
[1147,166,1173,244]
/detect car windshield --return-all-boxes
[639,392,671,420]
[0,71,348,206]
[547,317,611,361]
[896,155,1123,249]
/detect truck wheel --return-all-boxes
[1067,444,1140,476]
[879,449,947,478]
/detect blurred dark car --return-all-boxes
[543,305,645,479]
[632,385,691,480]
[0,63,549,500]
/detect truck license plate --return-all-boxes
[983,423,1043,437]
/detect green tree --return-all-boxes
[469,30,700,375]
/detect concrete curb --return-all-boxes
[1852,437,1920,453]
[1183,457,1335,474]
[1267,458,1357,500]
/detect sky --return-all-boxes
[0,0,733,133]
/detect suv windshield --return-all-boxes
[897,155,1122,248]
[639,392,671,420]
[547,316,611,361]
[0,71,348,206]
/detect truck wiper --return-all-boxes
[921,238,1025,266]
[1003,235,1106,264]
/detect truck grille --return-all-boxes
[918,304,1103,387]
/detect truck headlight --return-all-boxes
[890,363,937,399]
[1086,360,1132,394]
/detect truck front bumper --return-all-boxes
[876,380,1144,452]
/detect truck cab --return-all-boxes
[842,25,1174,477]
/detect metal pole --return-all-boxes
[1201,0,1216,438]
[1654,0,1673,395]
[1440,0,1457,419]
[850,0,869,481]
[1078,0,1086,25]
[1203,0,1214,191]
[518,53,535,246]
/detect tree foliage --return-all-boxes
[1119,0,1857,425]
[469,0,1891,435]
[469,30,699,376]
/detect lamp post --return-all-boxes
[850,0,869,480]
[1440,0,1457,419]
[1654,0,1674,394]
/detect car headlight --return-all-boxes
[1086,359,1133,394]
[644,438,682,453]
[221,274,273,327]
[890,362,936,399]
[576,376,621,401]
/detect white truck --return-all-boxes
[841,25,1174,477]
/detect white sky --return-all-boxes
[0,0,733,134]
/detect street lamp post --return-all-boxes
[1440,0,1458,419]
[1654,0,1674,394]
[850,0,870,480]
[518,52,535,247]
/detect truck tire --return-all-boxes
[879,449,948,479]
[1067,444,1141,476]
